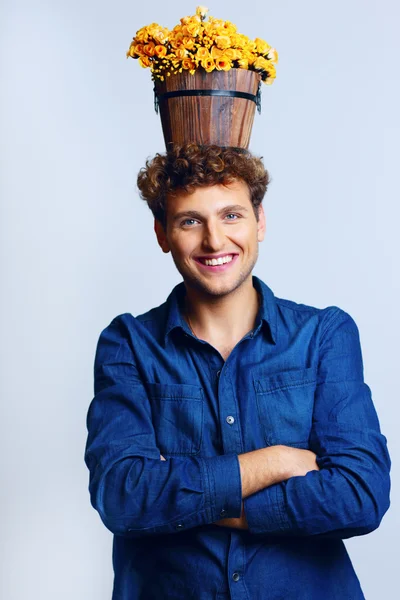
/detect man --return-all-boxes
[85,144,391,599]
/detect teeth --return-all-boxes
[203,255,234,266]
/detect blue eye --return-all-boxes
[181,219,197,226]
[226,213,239,220]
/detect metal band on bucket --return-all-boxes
[154,83,262,115]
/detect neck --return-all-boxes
[183,275,260,343]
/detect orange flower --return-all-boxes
[134,43,146,57]
[144,42,156,57]
[154,45,167,58]
[182,58,196,70]
[215,55,231,71]
[139,56,151,68]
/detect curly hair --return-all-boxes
[137,144,270,229]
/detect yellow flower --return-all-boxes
[215,55,231,71]
[154,45,167,58]
[196,6,209,19]
[215,35,231,50]
[170,32,184,49]
[128,11,278,82]
[196,47,210,61]
[262,61,276,81]
[201,57,215,72]
[225,48,240,61]
[139,56,151,68]
[222,21,237,35]
[254,37,271,55]
[210,45,223,59]
[253,56,270,71]
[243,51,256,65]
[186,21,202,37]
[174,47,188,60]
[182,36,196,50]
[266,48,279,64]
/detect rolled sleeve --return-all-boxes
[201,453,243,521]
[245,478,289,534]
[85,316,244,538]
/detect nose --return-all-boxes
[201,219,225,251]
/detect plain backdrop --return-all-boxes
[1,1,399,598]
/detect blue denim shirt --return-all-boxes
[84,275,391,600]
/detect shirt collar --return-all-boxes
[164,275,277,345]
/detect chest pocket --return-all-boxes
[148,382,204,456]
[253,366,317,448]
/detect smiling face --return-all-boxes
[154,179,266,298]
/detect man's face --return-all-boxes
[154,179,266,298]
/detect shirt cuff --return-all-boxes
[200,453,243,522]
[244,481,290,535]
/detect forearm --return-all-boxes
[238,446,292,498]
[215,445,313,529]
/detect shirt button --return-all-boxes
[175,523,184,530]
[216,370,221,378]
[226,415,235,425]
[232,572,240,582]
[220,508,227,517]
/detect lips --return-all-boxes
[194,253,239,271]
[195,253,238,265]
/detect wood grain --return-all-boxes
[154,68,261,149]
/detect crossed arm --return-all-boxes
[160,445,320,530]
[86,309,390,539]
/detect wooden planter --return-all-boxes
[154,68,262,149]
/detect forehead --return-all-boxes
[166,180,251,216]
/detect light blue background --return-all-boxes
[1,1,398,598]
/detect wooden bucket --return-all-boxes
[154,68,262,149]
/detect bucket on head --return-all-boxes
[154,68,262,150]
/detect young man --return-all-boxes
[85,144,391,599]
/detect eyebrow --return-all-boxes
[172,204,249,223]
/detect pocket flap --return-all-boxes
[254,366,317,394]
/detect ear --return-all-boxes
[257,204,266,242]
[154,219,170,253]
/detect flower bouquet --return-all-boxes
[126,6,279,148]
